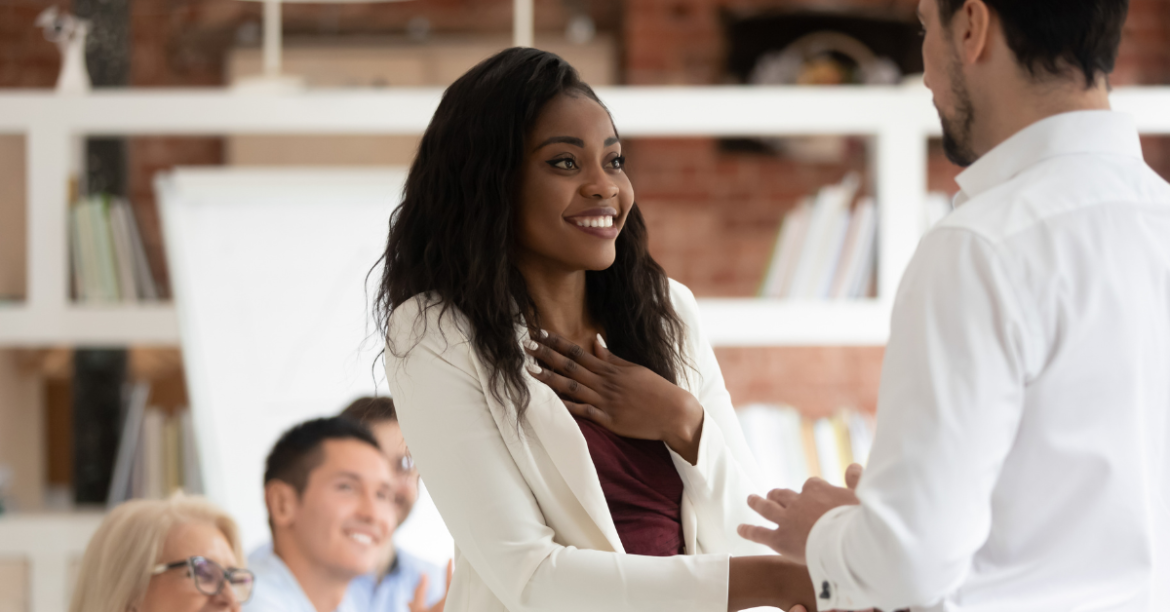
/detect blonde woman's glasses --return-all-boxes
[152,556,255,602]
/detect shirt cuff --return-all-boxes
[667,409,722,494]
[806,504,862,611]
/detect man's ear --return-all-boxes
[955,0,992,66]
[265,480,299,529]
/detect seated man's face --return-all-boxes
[370,420,418,527]
[287,439,396,579]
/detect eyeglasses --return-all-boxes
[152,556,255,603]
[393,454,417,477]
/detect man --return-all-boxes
[341,397,449,612]
[246,417,397,612]
[741,1,1170,610]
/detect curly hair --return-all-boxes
[374,47,685,422]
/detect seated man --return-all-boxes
[341,397,449,612]
[246,417,397,612]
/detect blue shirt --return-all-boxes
[245,543,359,612]
[346,548,446,612]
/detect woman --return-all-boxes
[70,494,254,612]
[377,47,813,612]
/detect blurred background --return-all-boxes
[1,0,1169,608]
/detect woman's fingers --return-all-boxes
[563,400,614,428]
[535,331,611,373]
[527,361,602,405]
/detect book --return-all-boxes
[141,408,165,500]
[787,174,860,299]
[118,198,160,301]
[179,409,203,494]
[88,196,122,301]
[813,418,845,487]
[829,198,876,299]
[759,200,812,298]
[107,382,151,506]
[107,198,141,302]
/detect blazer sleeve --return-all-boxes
[385,298,729,612]
[665,281,777,557]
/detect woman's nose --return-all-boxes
[581,177,619,200]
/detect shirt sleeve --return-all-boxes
[385,299,729,612]
[666,281,777,557]
[805,228,1032,610]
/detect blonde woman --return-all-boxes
[70,494,255,612]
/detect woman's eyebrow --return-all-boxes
[533,135,621,151]
[535,136,585,150]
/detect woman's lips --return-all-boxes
[565,208,619,239]
[568,220,620,239]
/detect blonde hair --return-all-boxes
[69,493,244,612]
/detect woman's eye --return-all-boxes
[611,156,626,170]
[548,158,577,170]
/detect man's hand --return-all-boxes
[409,560,454,612]
[738,464,864,563]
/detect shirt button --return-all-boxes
[820,581,831,599]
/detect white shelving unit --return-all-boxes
[2,85,1167,347]
[1,85,1170,612]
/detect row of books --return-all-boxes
[108,383,203,505]
[737,403,875,490]
[759,173,878,299]
[70,195,160,302]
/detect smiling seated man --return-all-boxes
[245,417,397,612]
[340,397,449,612]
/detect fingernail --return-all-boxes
[539,329,549,339]
[526,362,541,375]
[596,333,607,348]
[525,339,538,351]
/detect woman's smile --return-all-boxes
[565,206,619,238]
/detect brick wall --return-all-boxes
[621,0,1170,414]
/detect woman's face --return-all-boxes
[515,92,634,274]
[136,521,242,612]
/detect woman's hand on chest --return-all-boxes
[524,331,704,464]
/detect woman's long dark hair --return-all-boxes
[375,47,686,422]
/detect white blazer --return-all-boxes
[385,280,774,612]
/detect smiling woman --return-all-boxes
[375,47,815,612]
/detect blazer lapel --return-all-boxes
[518,334,625,553]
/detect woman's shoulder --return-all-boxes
[666,278,701,327]
[386,292,474,352]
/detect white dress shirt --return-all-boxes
[806,111,1170,612]
[385,280,774,612]
[245,543,360,612]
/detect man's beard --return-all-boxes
[940,57,978,167]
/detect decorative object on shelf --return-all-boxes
[232,0,416,92]
[35,6,92,94]
[750,32,900,163]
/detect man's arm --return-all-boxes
[743,228,1033,610]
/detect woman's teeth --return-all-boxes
[574,216,613,228]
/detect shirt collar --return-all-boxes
[954,110,1142,206]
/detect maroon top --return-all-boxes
[574,415,685,556]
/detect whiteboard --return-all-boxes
[157,168,453,564]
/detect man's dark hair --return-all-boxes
[339,396,397,426]
[263,417,381,496]
[937,0,1129,86]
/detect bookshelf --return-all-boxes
[1,86,1169,611]
[2,86,1169,347]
